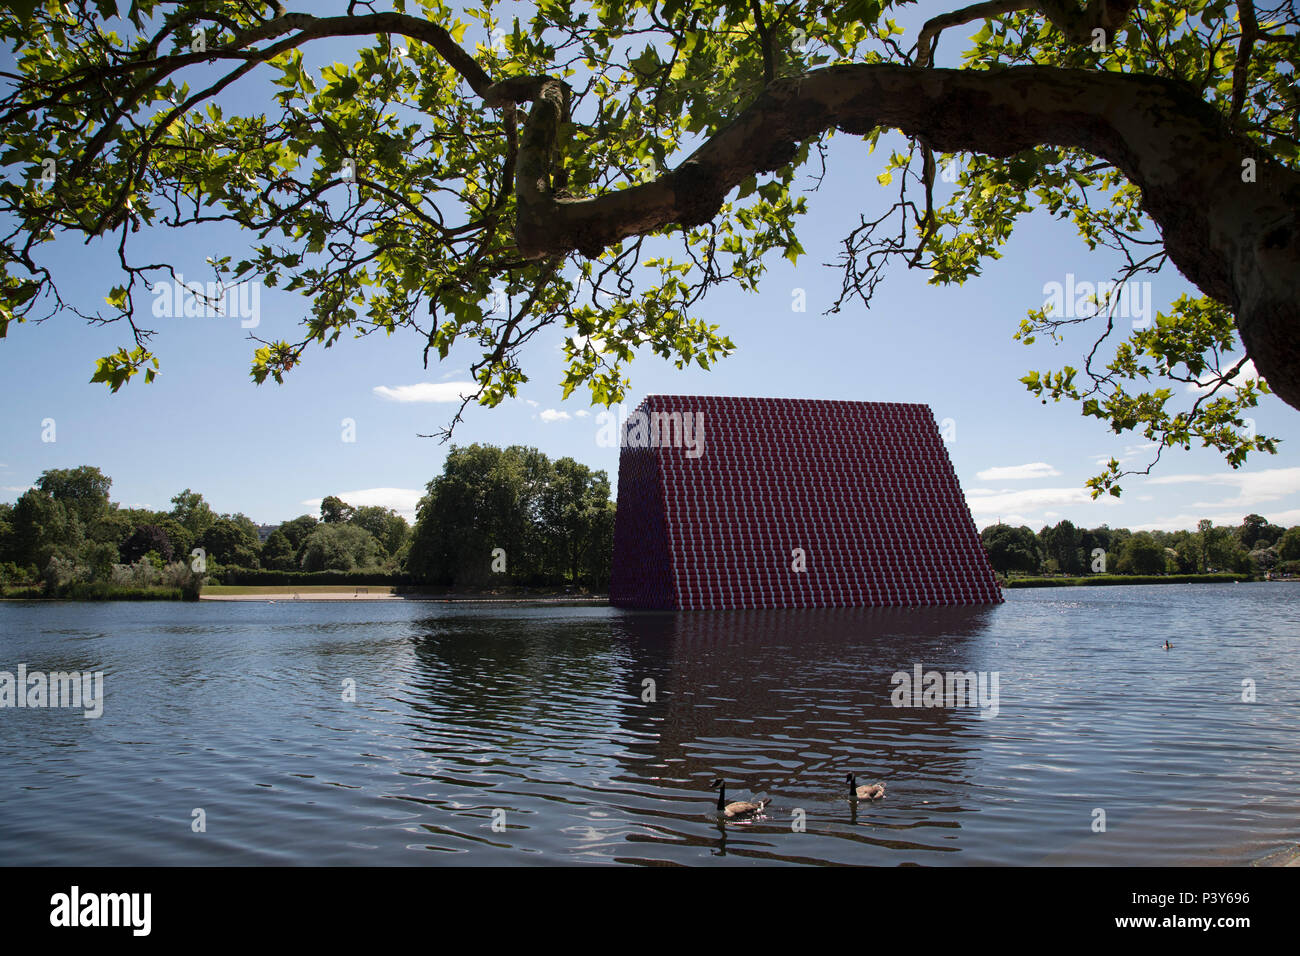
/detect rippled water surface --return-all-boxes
[2,585,1299,865]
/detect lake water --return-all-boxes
[1,584,1298,866]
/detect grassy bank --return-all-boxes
[6,581,599,601]
[1,583,188,600]
[201,584,604,601]
[392,585,597,598]
[214,570,414,587]
[203,584,590,595]
[204,584,397,596]
[1004,573,1254,588]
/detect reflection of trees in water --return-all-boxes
[400,605,1001,792]
[405,612,623,730]
[607,606,1001,854]
[398,605,1005,863]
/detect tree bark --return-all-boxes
[514,64,1300,412]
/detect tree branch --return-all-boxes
[513,62,1300,410]
[749,0,776,84]
[914,0,1140,68]
[1230,0,1259,123]
[916,0,1034,68]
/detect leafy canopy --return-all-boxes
[0,0,1295,493]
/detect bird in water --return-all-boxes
[846,772,886,801]
[1164,640,1174,650]
[710,778,770,821]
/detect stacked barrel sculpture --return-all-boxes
[610,395,1003,610]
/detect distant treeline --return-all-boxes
[981,517,1300,579]
[0,444,614,597]
[7,458,1295,600]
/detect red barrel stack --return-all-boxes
[610,395,1003,610]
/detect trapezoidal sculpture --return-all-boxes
[610,395,1002,610]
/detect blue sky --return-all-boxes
[2,3,1297,533]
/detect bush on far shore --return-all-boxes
[1005,573,1253,588]
[0,555,206,600]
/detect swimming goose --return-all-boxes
[846,772,886,801]
[710,778,770,820]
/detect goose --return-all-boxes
[710,778,770,821]
[846,772,886,801]
[1164,640,1174,650]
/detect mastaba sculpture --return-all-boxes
[610,395,1002,610]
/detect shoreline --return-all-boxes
[200,590,609,604]
[1003,573,1260,588]
[1253,844,1300,866]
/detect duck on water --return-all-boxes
[710,779,770,821]
[846,772,886,801]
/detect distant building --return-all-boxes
[256,524,277,544]
[610,395,1002,609]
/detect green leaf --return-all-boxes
[1,0,40,18]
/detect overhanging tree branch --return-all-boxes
[513,63,1300,411]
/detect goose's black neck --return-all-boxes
[715,784,726,811]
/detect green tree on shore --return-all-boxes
[1278,528,1300,563]
[349,506,411,558]
[35,466,111,525]
[320,496,356,525]
[275,514,319,564]
[170,489,216,538]
[1116,533,1166,574]
[300,523,383,572]
[539,457,614,586]
[408,444,613,588]
[198,517,261,568]
[1040,520,1084,575]
[980,524,1041,575]
[259,529,297,571]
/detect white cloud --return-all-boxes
[539,409,571,422]
[965,486,1118,518]
[301,487,424,522]
[575,410,590,418]
[1092,443,1158,468]
[1146,466,1300,508]
[1186,358,1263,394]
[975,462,1061,481]
[567,334,606,353]
[525,399,539,407]
[373,382,475,403]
